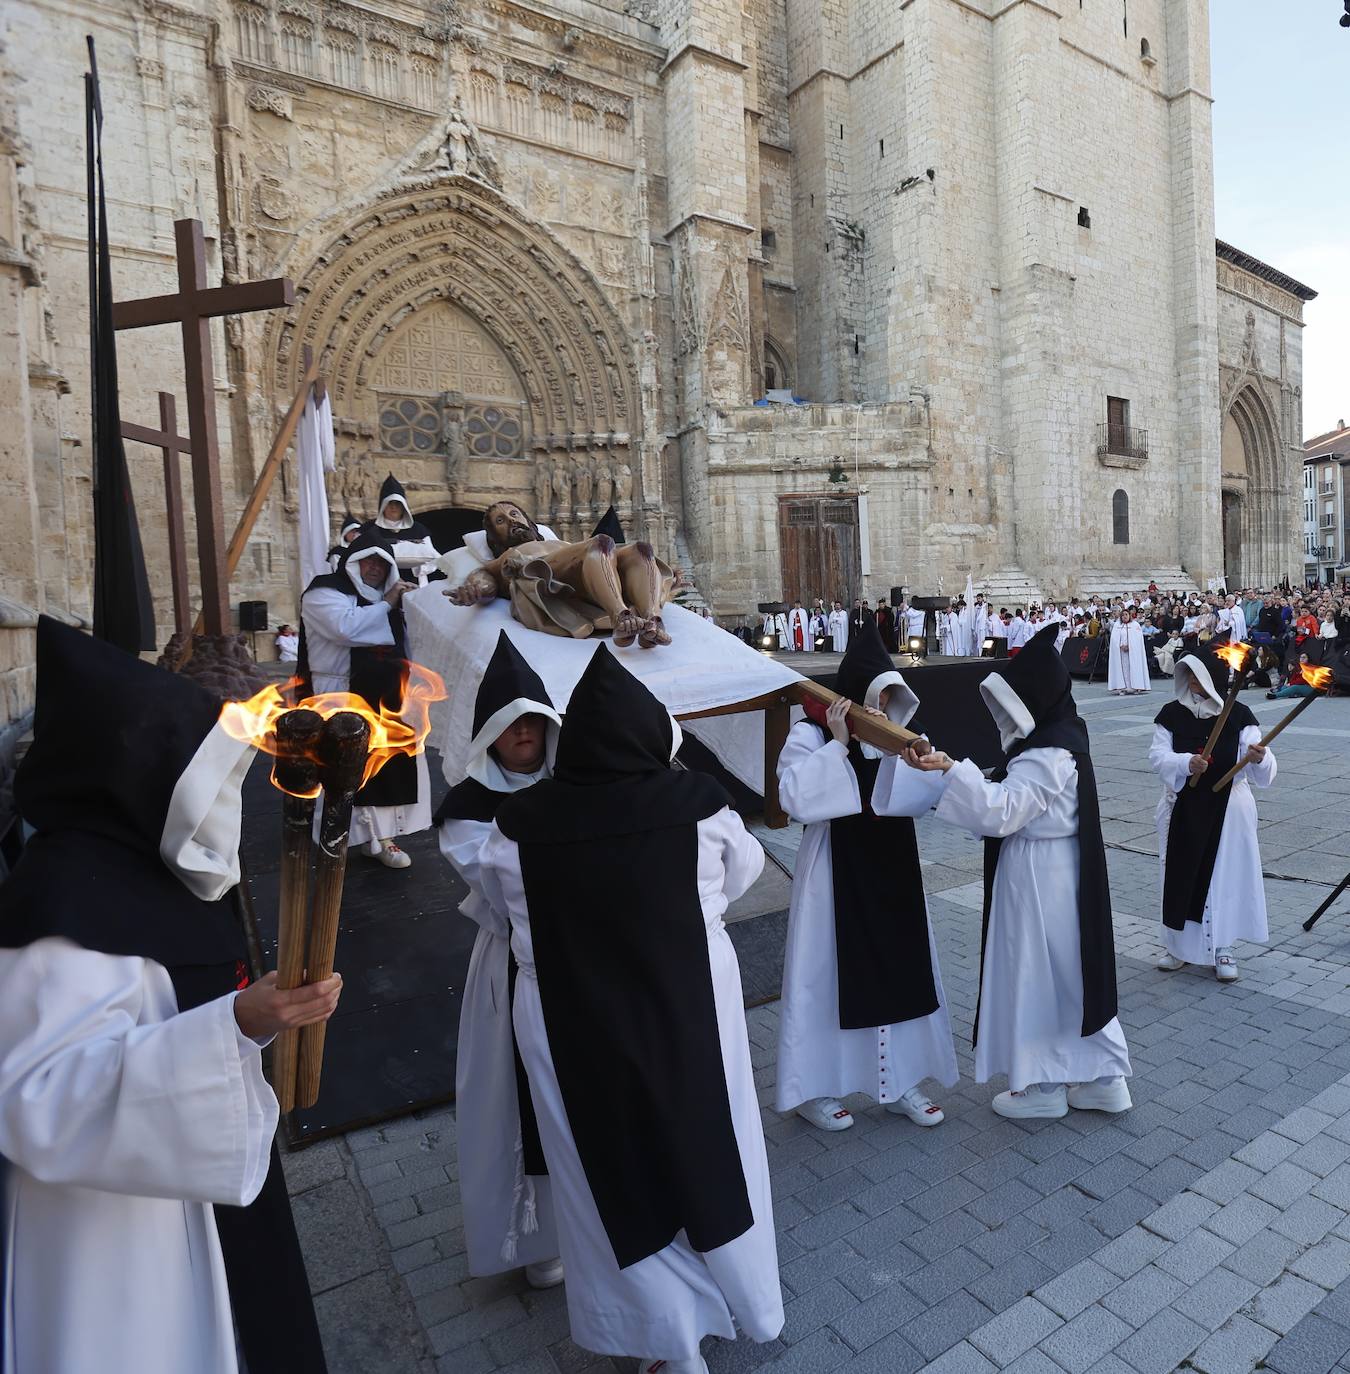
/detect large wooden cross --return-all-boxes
[121,391,191,638]
[112,218,293,636]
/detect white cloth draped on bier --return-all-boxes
[296,391,336,591]
[403,594,800,795]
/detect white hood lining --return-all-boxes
[377,494,414,532]
[465,698,563,788]
[160,722,254,901]
[346,546,400,603]
[1175,654,1223,717]
[980,673,1037,753]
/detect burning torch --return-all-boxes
[1189,641,1253,788]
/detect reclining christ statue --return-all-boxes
[444,502,676,648]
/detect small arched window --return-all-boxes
[1112,489,1130,545]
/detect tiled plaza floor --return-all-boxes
[285,681,1350,1374]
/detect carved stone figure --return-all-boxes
[534,461,553,520]
[593,456,614,510]
[573,454,594,509]
[615,462,634,506]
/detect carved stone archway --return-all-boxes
[1223,383,1289,587]
[267,167,642,539]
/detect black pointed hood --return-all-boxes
[339,511,362,539]
[834,617,919,726]
[466,632,561,785]
[980,621,1073,752]
[591,505,626,545]
[0,617,256,966]
[497,647,728,842]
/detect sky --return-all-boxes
[1210,2,1348,440]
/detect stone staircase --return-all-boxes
[669,528,712,614]
[977,569,1045,610]
[1076,567,1200,600]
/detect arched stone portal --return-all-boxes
[1220,385,1288,588]
[267,171,643,542]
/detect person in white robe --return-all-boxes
[0,617,341,1374]
[989,612,1009,648]
[828,601,849,652]
[773,608,792,649]
[787,602,812,652]
[477,649,783,1372]
[904,601,927,643]
[939,607,962,656]
[809,605,829,649]
[1150,650,1274,982]
[1107,610,1151,695]
[436,631,564,1286]
[1006,611,1030,652]
[900,623,1132,1119]
[300,531,431,865]
[970,599,990,655]
[369,472,441,583]
[775,623,957,1133]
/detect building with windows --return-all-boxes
[0,0,1317,741]
[1303,422,1350,587]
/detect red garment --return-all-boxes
[793,617,804,650]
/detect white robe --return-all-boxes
[933,752,1133,1092]
[1107,620,1151,692]
[904,607,926,640]
[788,608,812,652]
[477,807,784,1361]
[1150,722,1275,965]
[989,618,1008,643]
[440,790,561,1277]
[971,606,990,655]
[939,612,963,656]
[301,583,433,847]
[0,938,276,1374]
[1006,618,1030,650]
[774,612,792,649]
[775,725,957,1112]
[827,610,849,652]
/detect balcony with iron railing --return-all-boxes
[1096,421,1149,466]
[1320,482,1336,495]
[1322,514,1336,528]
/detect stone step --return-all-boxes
[1076,567,1200,599]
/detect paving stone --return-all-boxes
[1113,1306,1205,1374]
[1274,1195,1348,1246]
[427,1294,530,1358]
[1039,1304,1133,1374]
[1140,1189,1219,1242]
[1291,1236,1350,1292]
[899,1290,997,1362]
[1035,1257,1119,1320]
[1274,1107,1339,1145]
[1266,1312,1350,1374]
[1253,1161,1323,1209]
[1251,1273,1328,1337]
[827,1279,925,1352]
[1191,1157,1265,1205]
[829,1334,925,1374]
[778,1240,865,1298]
[905,1247,993,1305]
[1316,1164,1350,1212]
[779,1278,857,1345]
[1204,1191,1283,1245]
[1235,1131,1303,1173]
[1174,1265,1259,1330]
[919,1342,998,1374]
[1086,1187,1158,1240]
[1188,1313,1281,1374]
[1223,1227,1306,1285]
[967,1248,1055,1313]
[1102,1262,1188,1327]
[967,1297,1063,1366]
[756,1328,853,1374]
[1097,1225,1171,1279]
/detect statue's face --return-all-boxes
[485,503,540,556]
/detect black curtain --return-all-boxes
[87,39,154,652]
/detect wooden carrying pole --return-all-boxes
[270,708,323,1115]
[677,677,921,830]
[296,711,370,1110]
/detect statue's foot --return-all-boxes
[638,615,671,649]
[613,608,641,648]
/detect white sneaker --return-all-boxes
[524,1258,564,1289]
[795,1097,854,1132]
[886,1086,944,1127]
[1067,1078,1133,1113]
[374,840,412,870]
[637,1359,709,1374]
[1156,951,1185,971]
[1215,946,1238,982]
[992,1084,1068,1119]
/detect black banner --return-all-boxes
[1062,635,1105,680]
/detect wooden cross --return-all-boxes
[112,218,293,636]
[121,391,191,638]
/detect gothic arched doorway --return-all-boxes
[1221,385,1288,588]
[1222,489,1243,587]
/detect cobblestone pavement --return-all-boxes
[285,682,1350,1374]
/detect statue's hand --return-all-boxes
[444,571,497,607]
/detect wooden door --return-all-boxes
[778,495,860,605]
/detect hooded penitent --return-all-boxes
[975,621,1117,1045]
[495,648,752,1270]
[433,631,562,822]
[801,619,937,1030]
[298,530,416,809]
[1154,649,1257,931]
[0,617,326,1374]
[373,472,432,540]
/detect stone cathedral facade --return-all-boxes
[0,0,1314,728]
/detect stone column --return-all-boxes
[1166,0,1221,587]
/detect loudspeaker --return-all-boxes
[890,585,906,607]
[238,600,269,631]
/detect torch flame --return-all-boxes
[1214,641,1252,672]
[1303,664,1334,692]
[219,662,447,794]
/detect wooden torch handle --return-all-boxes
[295,711,371,1110]
[270,709,322,1115]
